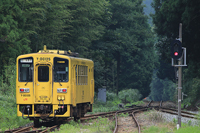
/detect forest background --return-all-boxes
[0,0,200,109]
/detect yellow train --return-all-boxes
[16,46,94,126]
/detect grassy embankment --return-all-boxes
[141,110,200,133]
[0,65,29,131]
[56,91,200,133]
[57,108,200,133]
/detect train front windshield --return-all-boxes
[18,57,33,82]
[54,57,69,82]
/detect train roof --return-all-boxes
[17,45,93,62]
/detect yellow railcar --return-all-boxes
[16,46,94,126]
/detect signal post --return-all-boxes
[171,23,187,128]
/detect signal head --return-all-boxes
[171,40,182,60]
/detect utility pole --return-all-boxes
[171,23,187,129]
[177,23,182,128]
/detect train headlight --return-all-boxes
[20,88,30,93]
[57,88,67,93]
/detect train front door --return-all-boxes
[34,64,52,103]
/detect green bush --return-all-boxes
[91,90,142,114]
[106,91,118,101]
[118,89,142,103]
[90,91,122,114]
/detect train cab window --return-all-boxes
[54,57,69,82]
[18,57,33,82]
[38,66,49,82]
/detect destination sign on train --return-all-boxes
[20,59,32,63]
[57,61,65,63]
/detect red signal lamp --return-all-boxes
[174,52,178,56]
[20,89,24,92]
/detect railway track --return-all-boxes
[113,101,152,133]
[3,124,59,133]
[159,107,198,119]
[113,100,199,133]
[3,101,199,133]
[3,126,34,133]
[113,110,141,133]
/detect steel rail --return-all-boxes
[159,108,199,119]
[113,111,120,133]
[147,100,152,107]
[131,109,146,133]
[2,127,22,133]
[12,125,33,133]
[131,112,140,133]
[22,129,43,133]
[113,108,149,133]
[160,100,163,107]
[40,125,58,133]
[81,106,146,121]
[159,107,197,116]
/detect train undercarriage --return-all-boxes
[19,103,92,126]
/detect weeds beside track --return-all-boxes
[3,101,199,133]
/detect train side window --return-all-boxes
[86,67,88,85]
[77,65,88,85]
[75,65,78,85]
[78,66,80,85]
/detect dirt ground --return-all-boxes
[116,101,199,133]
[116,110,175,133]
[117,116,138,133]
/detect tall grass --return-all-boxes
[174,122,200,133]
[0,64,29,131]
[142,110,200,133]
[55,117,115,133]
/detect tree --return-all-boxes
[154,37,175,81]
[0,0,30,75]
[91,0,156,97]
[152,0,200,104]
[152,0,200,67]
[63,0,110,56]
[22,0,70,52]
[149,70,176,101]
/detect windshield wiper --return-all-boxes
[25,82,28,86]
[59,80,62,86]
